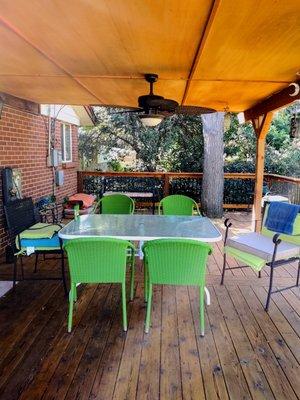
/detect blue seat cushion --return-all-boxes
[17,223,62,251]
[20,234,60,249]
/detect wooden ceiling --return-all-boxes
[0,0,299,111]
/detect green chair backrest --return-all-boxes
[98,194,134,214]
[158,194,200,216]
[143,239,212,285]
[261,204,300,245]
[64,237,134,283]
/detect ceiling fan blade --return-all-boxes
[146,98,179,112]
[93,104,142,111]
[93,76,216,118]
[175,105,216,115]
[93,105,143,114]
[138,94,164,109]
[112,109,143,114]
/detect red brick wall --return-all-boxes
[0,104,79,256]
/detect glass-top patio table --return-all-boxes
[58,214,222,243]
[59,214,222,305]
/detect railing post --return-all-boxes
[163,173,170,197]
[77,171,83,193]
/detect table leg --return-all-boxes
[204,286,210,306]
[138,240,144,259]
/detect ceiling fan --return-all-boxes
[99,73,216,127]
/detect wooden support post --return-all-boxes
[163,174,170,197]
[252,112,273,231]
[254,137,266,230]
[244,81,300,230]
[77,171,83,193]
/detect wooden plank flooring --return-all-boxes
[0,212,299,400]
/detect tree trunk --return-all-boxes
[201,112,225,218]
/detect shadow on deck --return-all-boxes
[0,212,299,399]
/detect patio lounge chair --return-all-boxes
[158,194,201,216]
[221,202,300,311]
[4,198,67,294]
[97,193,135,214]
[64,237,135,332]
[142,239,212,335]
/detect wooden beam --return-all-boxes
[264,173,300,184]
[245,80,300,121]
[0,14,102,104]
[251,112,273,139]
[181,0,221,105]
[83,106,98,125]
[78,171,257,180]
[136,202,251,210]
[252,112,273,231]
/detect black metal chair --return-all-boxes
[35,195,61,224]
[221,202,300,311]
[4,198,67,294]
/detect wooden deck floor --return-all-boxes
[0,212,299,400]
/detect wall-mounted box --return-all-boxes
[55,170,64,186]
[47,149,62,167]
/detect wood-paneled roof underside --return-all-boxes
[0,0,299,112]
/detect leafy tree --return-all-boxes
[79,107,204,171]
[79,104,299,178]
[160,115,204,171]
[224,106,299,177]
[267,108,291,150]
[224,115,256,163]
[107,159,124,172]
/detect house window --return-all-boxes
[61,124,72,162]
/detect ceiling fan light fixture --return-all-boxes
[139,114,164,127]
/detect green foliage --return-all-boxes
[79,108,203,172]
[267,108,291,150]
[79,105,299,178]
[107,159,124,172]
[224,106,299,178]
[160,115,204,172]
[224,115,256,162]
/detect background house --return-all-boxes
[95,149,137,171]
[0,92,95,258]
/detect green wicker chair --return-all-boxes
[142,239,212,335]
[97,193,135,214]
[64,237,135,332]
[158,194,201,216]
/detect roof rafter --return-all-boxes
[244,80,300,121]
[181,0,221,106]
[0,16,103,104]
